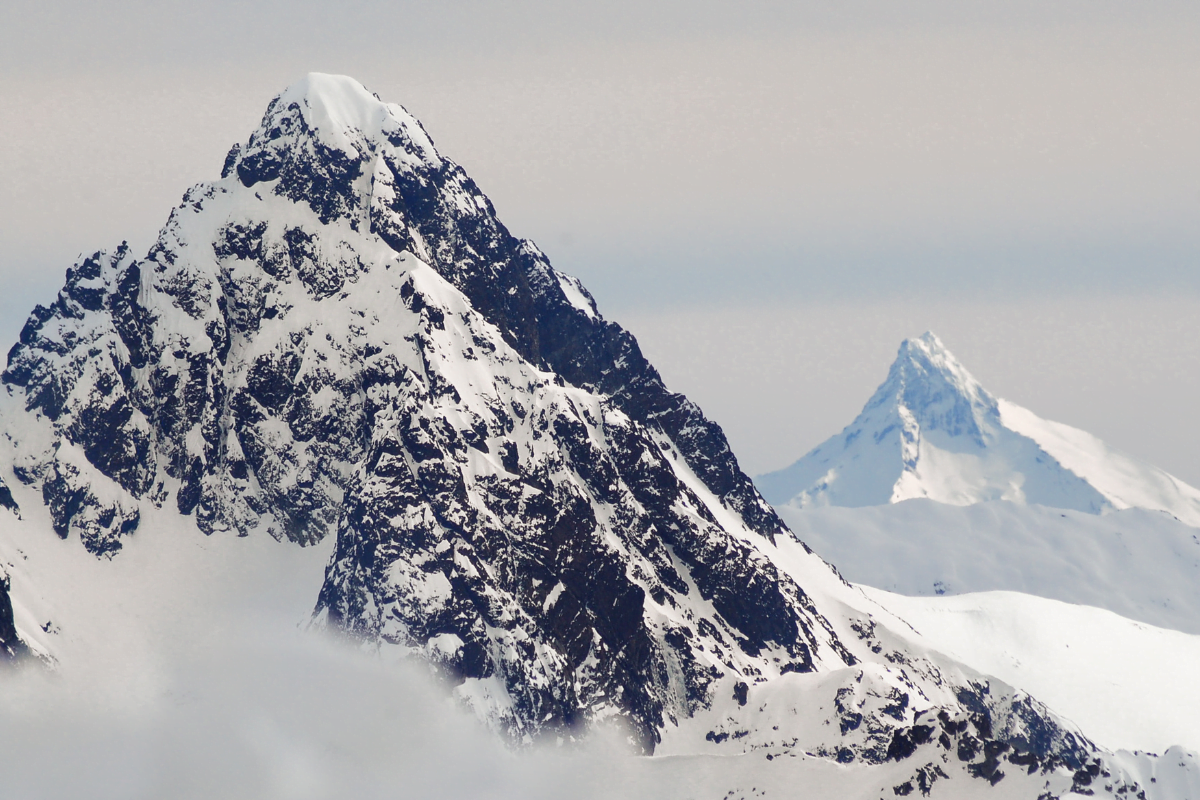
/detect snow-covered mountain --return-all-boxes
[3,73,818,747]
[0,74,1191,797]
[757,332,1200,527]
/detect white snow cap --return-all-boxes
[758,332,1200,525]
[893,331,987,402]
[870,331,998,446]
[267,72,440,163]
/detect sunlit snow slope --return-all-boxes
[861,587,1200,757]
[757,332,1200,527]
[778,500,1200,634]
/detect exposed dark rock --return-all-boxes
[0,571,28,661]
[887,724,934,761]
[0,474,18,519]
[967,740,1009,785]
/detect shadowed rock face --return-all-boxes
[0,571,27,662]
[0,74,839,746]
[0,475,17,520]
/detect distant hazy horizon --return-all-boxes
[3,0,1197,485]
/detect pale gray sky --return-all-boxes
[2,0,1198,483]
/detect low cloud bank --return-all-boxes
[0,626,635,800]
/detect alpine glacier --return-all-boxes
[0,73,1193,798]
[756,331,1200,527]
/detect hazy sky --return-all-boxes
[2,0,1198,483]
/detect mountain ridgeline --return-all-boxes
[1,74,835,746]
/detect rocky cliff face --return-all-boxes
[0,74,844,746]
[0,75,1167,794]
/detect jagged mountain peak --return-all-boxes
[758,334,1200,526]
[869,331,998,447]
[224,73,444,231]
[0,72,817,747]
[269,73,423,149]
[234,72,441,174]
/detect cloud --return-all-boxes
[0,625,633,800]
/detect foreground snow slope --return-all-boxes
[778,500,1200,634]
[757,332,1200,527]
[861,586,1200,757]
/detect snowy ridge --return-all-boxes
[860,586,1200,757]
[778,499,1200,634]
[1000,401,1200,526]
[0,74,1192,796]
[757,332,1200,527]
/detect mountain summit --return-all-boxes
[2,72,816,746]
[758,332,1200,526]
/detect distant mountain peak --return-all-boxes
[900,330,948,358]
[891,332,984,396]
[866,331,997,450]
[888,332,991,403]
[758,335,1200,526]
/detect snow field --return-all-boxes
[860,586,1200,757]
